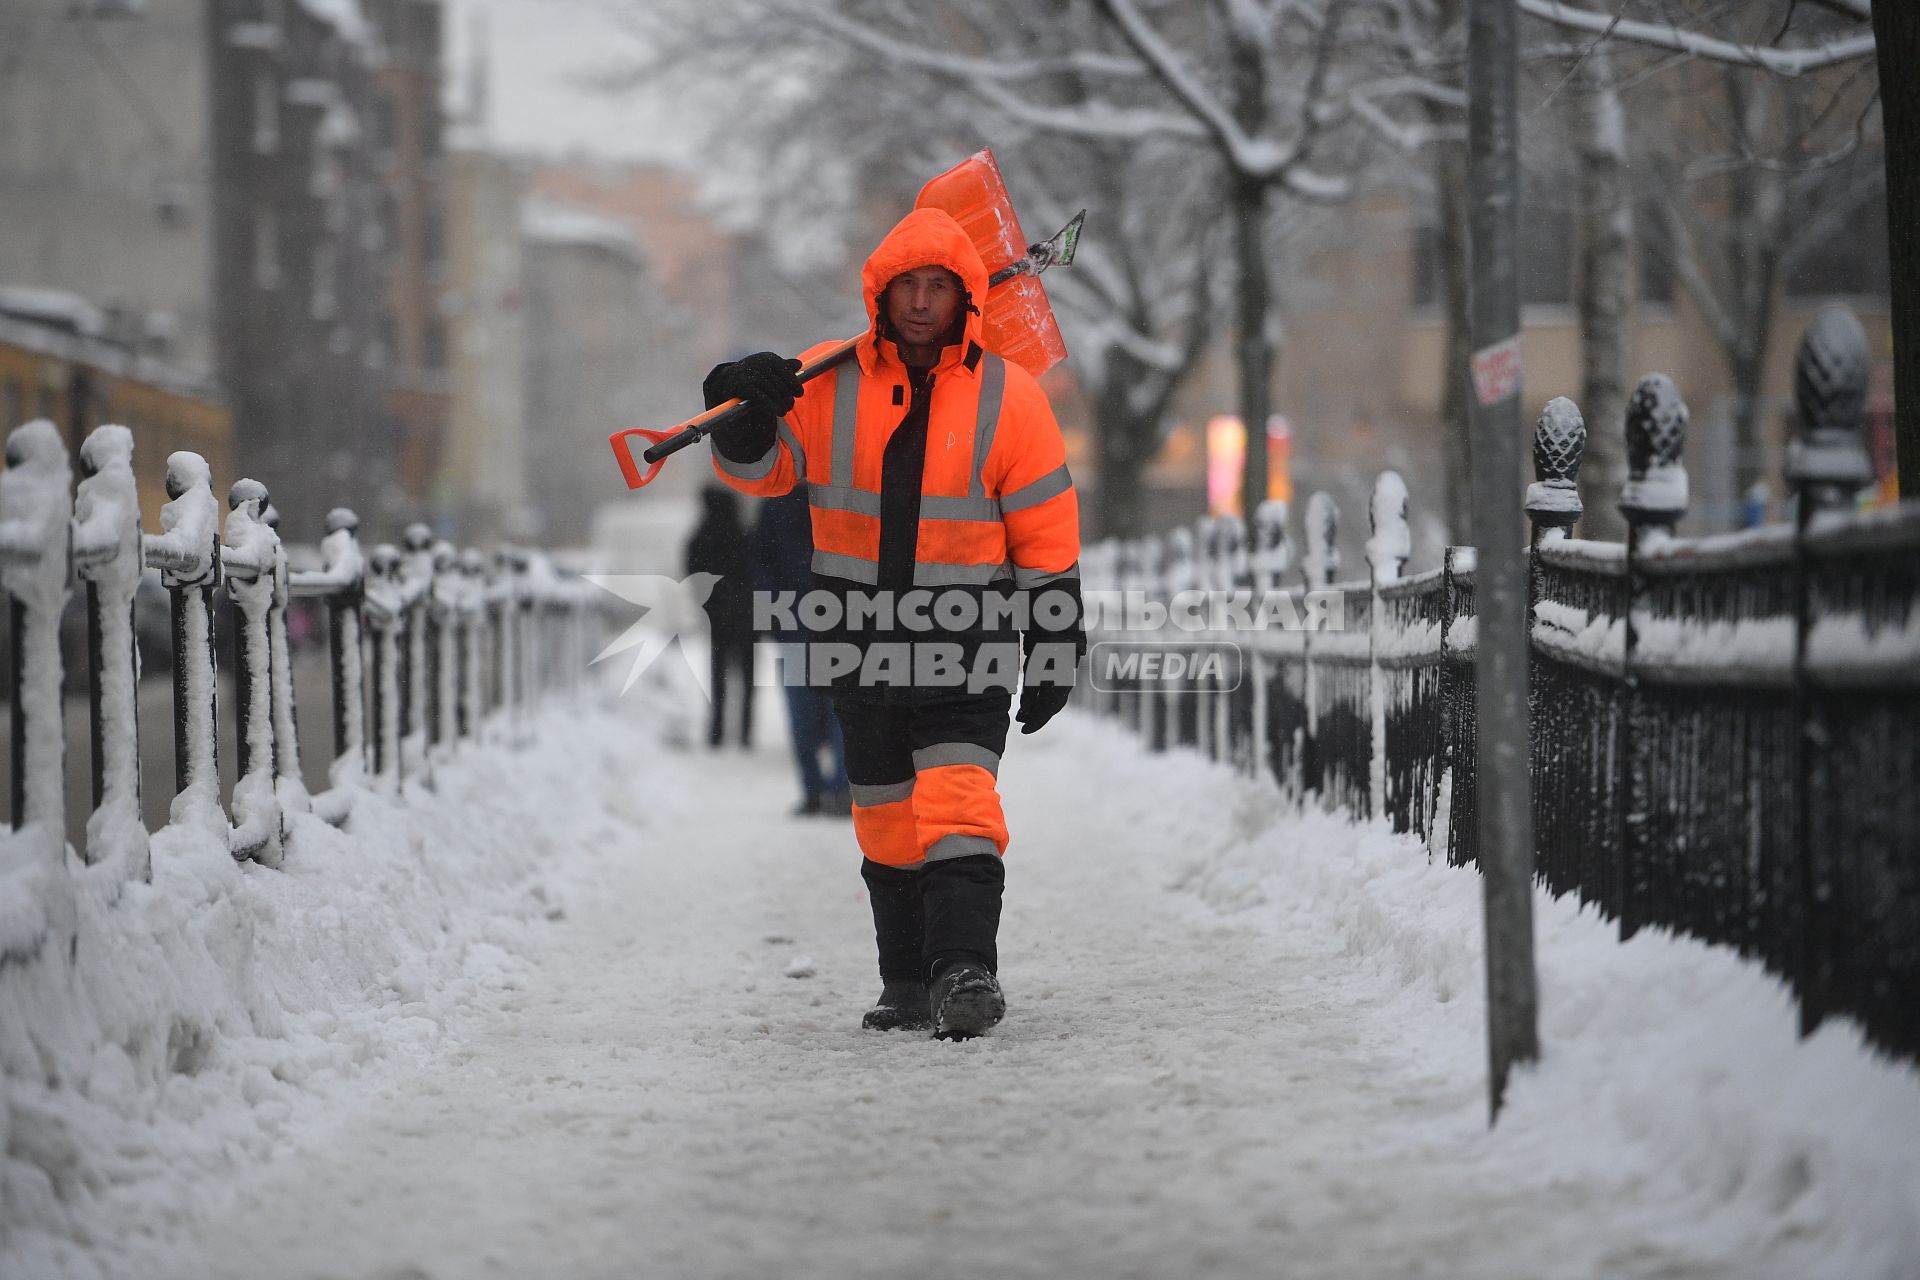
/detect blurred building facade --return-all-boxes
[441,150,808,551]
[0,0,449,540]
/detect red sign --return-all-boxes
[1471,336,1524,406]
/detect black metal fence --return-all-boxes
[1,420,598,963]
[1084,305,1919,1062]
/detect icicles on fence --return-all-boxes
[0,421,74,959]
[71,426,149,883]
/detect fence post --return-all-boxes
[1366,472,1410,825]
[1785,306,1875,1034]
[457,548,486,740]
[1438,544,1474,865]
[1126,536,1153,738]
[222,478,283,864]
[1160,527,1194,752]
[0,421,72,860]
[430,539,459,753]
[1524,399,1586,894]
[262,499,309,822]
[1615,374,1690,939]
[1525,399,1586,585]
[285,508,364,827]
[1216,514,1249,767]
[71,425,150,880]
[490,547,517,737]
[1198,516,1224,761]
[321,508,367,786]
[365,544,404,787]
[401,524,436,779]
[1301,492,1339,803]
[1251,498,1290,784]
[143,451,223,832]
[512,548,535,733]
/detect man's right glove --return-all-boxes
[703,352,804,464]
[1015,576,1086,735]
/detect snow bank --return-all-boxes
[1049,719,1920,1280]
[0,698,653,1280]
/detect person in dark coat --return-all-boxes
[684,484,755,748]
[753,485,849,815]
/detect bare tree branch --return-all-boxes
[1518,0,1876,75]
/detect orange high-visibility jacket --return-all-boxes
[709,208,1079,594]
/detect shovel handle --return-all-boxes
[609,337,865,489]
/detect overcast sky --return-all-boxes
[443,0,692,164]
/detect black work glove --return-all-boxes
[703,352,802,464]
[1016,575,1086,735]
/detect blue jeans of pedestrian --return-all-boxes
[783,679,847,802]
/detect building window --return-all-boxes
[252,71,279,154]
[255,204,281,291]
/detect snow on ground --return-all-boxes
[4,671,1919,1280]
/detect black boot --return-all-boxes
[860,860,927,1031]
[921,854,1007,1039]
[930,961,1004,1040]
[863,978,932,1031]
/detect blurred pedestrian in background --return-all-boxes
[754,486,849,816]
[684,484,755,748]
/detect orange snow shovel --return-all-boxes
[608,149,1084,490]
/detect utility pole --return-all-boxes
[1466,0,1540,1122]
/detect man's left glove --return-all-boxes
[1016,575,1086,736]
[702,352,803,464]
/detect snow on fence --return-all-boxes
[0,422,599,963]
[1084,305,1920,1064]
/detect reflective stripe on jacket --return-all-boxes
[710,207,1080,595]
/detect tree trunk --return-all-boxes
[1232,174,1273,515]
[1874,2,1919,498]
[1726,76,1783,516]
[1436,136,1475,543]
[1093,375,1152,537]
[1575,50,1632,542]
[1728,341,1772,522]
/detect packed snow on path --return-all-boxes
[4,676,1919,1280]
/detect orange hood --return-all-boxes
[859,207,988,372]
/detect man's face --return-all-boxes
[884,266,964,349]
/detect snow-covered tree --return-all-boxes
[614,0,1454,529]
[1517,1,1893,514]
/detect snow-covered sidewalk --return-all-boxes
[8,687,1920,1279]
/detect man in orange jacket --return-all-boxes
[702,207,1084,1039]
